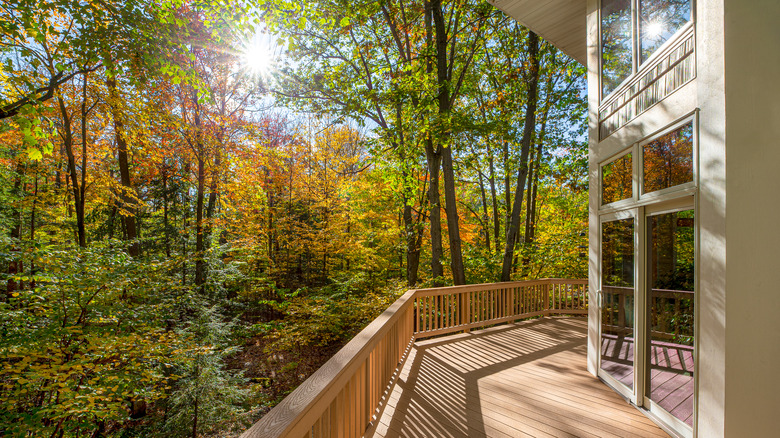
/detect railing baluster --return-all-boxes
[436,295,441,330]
[489,290,493,321]
[243,280,589,438]
[482,290,486,322]
[491,289,495,320]
[444,294,449,329]
[505,288,509,319]
[476,291,481,322]
[510,287,515,315]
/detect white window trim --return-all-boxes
[599,0,696,104]
[599,111,698,214]
[599,147,635,209]
[639,112,698,200]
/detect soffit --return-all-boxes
[489,0,587,65]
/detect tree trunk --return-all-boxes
[206,139,221,225]
[478,170,491,252]
[424,3,444,285]
[503,139,511,234]
[501,32,541,282]
[106,78,139,257]
[162,165,171,258]
[440,146,466,284]
[6,161,25,297]
[403,202,423,286]
[191,390,199,438]
[431,0,466,285]
[522,121,546,274]
[267,175,275,264]
[29,167,37,290]
[58,97,86,248]
[195,154,206,287]
[425,138,444,285]
[487,143,500,253]
[108,205,117,240]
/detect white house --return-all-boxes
[491,1,780,437]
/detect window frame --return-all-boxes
[599,147,637,209]
[639,113,698,202]
[599,0,696,102]
[598,0,636,99]
[599,111,699,214]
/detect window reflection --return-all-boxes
[601,218,635,390]
[639,0,692,64]
[643,122,693,194]
[601,0,694,99]
[601,0,632,97]
[602,152,632,205]
[648,210,695,426]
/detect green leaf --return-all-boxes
[26,147,42,160]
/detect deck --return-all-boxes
[368,317,669,438]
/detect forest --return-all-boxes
[0,0,587,436]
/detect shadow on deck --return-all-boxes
[368,317,669,438]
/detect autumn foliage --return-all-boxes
[0,1,587,436]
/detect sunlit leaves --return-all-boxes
[0,241,190,435]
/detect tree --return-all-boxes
[500,31,540,281]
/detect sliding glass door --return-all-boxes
[645,208,695,431]
[599,213,636,400]
[598,116,697,436]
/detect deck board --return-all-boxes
[367,317,669,438]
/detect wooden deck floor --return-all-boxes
[367,317,669,438]
[601,334,694,425]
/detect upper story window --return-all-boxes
[601,0,694,98]
[600,116,696,209]
[639,0,692,63]
[601,0,632,99]
[642,121,694,194]
[602,152,633,205]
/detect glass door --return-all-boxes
[644,207,695,434]
[599,212,637,400]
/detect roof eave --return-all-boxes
[489,0,587,65]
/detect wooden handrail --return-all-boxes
[241,290,417,438]
[601,285,694,343]
[242,279,587,438]
[414,278,588,339]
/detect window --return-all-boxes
[600,0,694,98]
[597,117,697,436]
[602,152,633,205]
[639,0,692,63]
[643,122,694,194]
[601,0,632,97]
[601,217,636,390]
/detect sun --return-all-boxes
[243,43,272,77]
[240,32,277,80]
[644,20,666,40]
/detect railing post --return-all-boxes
[509,287,515,319]
[460,292,470,333]
[543,281,550,314]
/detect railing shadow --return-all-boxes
[382,317,588,438]
[242,279,588,438]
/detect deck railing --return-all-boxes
[241,278,587,438]
[602,285,694,342]
[413,278,588,339]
